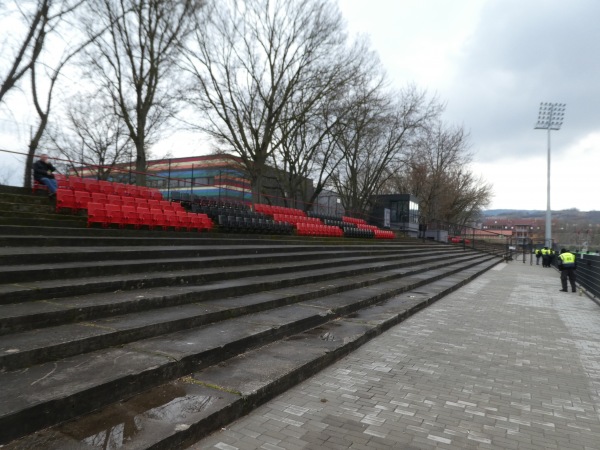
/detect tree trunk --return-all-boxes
[135,143,146,187]
[23,115,48,189]
[24,153,35,190]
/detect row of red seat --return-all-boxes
[57,176,163,200]
[357,224,379,231]
[342,216,367,225]
[263,209,394,239]
[87,203,212,231]
[276,214,394,239]
[56,190,182,214]
[254,204,306,217]
[373,229,395,239]
[271,214,322,225]
[296,222,344,238]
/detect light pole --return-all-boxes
[535,102,566,249]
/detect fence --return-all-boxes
[421,219,510,258]
[2,147,511,255]
[575,254,600,299]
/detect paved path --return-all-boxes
[191,261,600,450]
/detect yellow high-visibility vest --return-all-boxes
[559,252,576,265]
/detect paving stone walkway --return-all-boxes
[191,261,600,450]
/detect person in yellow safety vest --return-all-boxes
[557,248,577,292]
[541,247,550,267]
[535,248,542,265]
[549,248,556,266]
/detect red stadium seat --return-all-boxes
[71,180,86,192]
[105,204,125,228]
[32,180,48,195]
[136,207,153,229]
[87,203,108,228]
[121,197,135,208]
[159,200,174,211]
[150,208,167,230]
[126,186,141,198]
[138,188,152,199]
[91,193,108,204]
[74,191,91,211]
[85,180,101,193]
[107,194,122,205]
[121,205,140,229]
[149,189,163,201]
[56,189,76,213]
[113,184,127,197]
[99,182,115,196]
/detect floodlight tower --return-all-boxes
[535,102,566,249]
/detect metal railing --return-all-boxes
[575,254,600,299]
[421,219,510,259]
[0,147,516,255]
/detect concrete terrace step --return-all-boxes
[0,225,220,241]
[0,201,57,214]
[0,246,459,283]
[0,243,436,266]
[0,226,414,245]
[0,217,88,229]
[0,252,484,336]
[0,257,500,445]
[0,247,473,304]
[0,253,494,370]
[0,192,55,206]
[0,208,85,221]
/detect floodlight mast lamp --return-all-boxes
[534,102,566,249]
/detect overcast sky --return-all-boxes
[1,0,598,212]
[337,0,600,212]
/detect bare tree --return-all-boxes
[385,121,492,225]
[266,39,380,210]
[332,84,441,218]
[16,0,94,188]
[1,0,47,105]
[184,0,354,202]
[267,102,343,209]
[24,50,79,187]
[0,0,88,104]
[43,94,134,180]
[84,0,202,186]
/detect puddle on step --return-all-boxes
[8,381,222,450]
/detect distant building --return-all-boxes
[370,194,420,236]
[482,218,545,246]
[313,189,345,217]
[141,155,251,202]
[472,229,513,241]
[79,154,315,206]
[258,165,315,210]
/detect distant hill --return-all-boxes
[482,209,544,217]
[482,209,600,222]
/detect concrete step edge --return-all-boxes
[0,253,492,334]
[0,249,481,304]
[0,245,432,266]
[0,255,498,370]
[0,247,463,284]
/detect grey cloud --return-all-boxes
[445,0,600,161]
